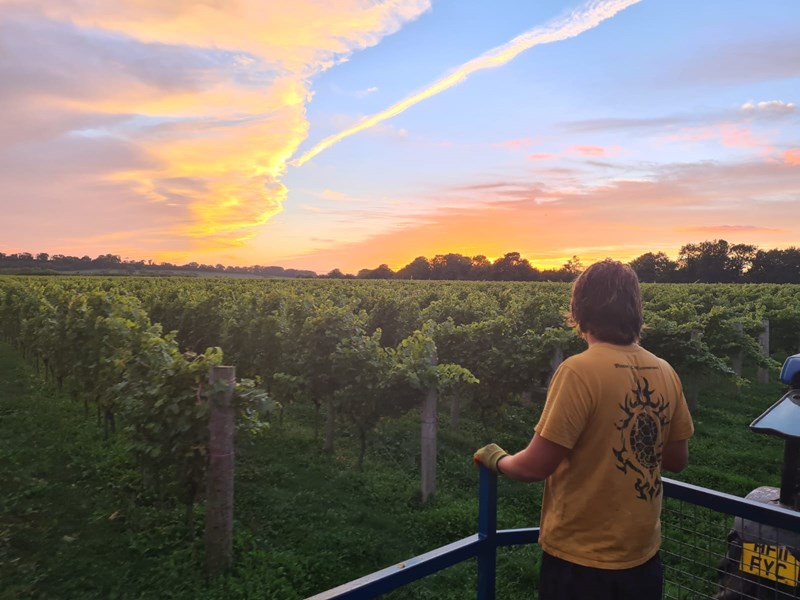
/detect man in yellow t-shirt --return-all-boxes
[474,259,694,600]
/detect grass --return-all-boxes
[0,341,789,599]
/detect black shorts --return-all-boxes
[538,550,663,600]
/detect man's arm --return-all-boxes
[496,434,570,482]
[662,439,689,473]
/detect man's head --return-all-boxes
[569,259,642,345]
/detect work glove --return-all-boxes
[473,443,508,473]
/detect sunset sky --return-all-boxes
[1,0,799,273]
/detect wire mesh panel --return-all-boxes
[663,495,733,598]
[662,495,800,600]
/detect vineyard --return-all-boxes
[2,276,800,598]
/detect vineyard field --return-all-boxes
[1,276,799,598]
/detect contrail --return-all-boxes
[292,0,642,167]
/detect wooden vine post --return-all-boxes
[421,353,438,504]
[686,330,701,411]
[733,322,744,395]
[758,319,770,385]
[205,365,236,576]
[549,346,564,385]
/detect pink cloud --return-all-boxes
[493,137,534,149]
[785,149,800,165]
[528,152,556,160]
[665,128,716,142]
[665,124,775,156]
[571,145,604,156]
[568,145,621,157]
[719,124,765,149]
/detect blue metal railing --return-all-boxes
[308,469,800,600]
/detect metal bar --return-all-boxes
[496,527,539,547]
[305,535,485,600]
[781,439,800,506]
[664,478,800,532]
[310,476,800,599]
[478,466,498,539]
[477,466,498,599]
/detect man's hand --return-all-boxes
[473,443,508,473]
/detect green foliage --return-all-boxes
[3,275,800,598]
[1,338,789,599]
[0,278,272,514]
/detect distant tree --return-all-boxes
[396,256,432,280]
[677,240,755,283]
[126,259,146,270]
[326,268,347,279]
[562,255,584,278]
[36,252,49,262]
[470,255,492,280]
[629,252,677,283]
[728,243,757,278]
[93,254,121,268]
[748,248,800,283]
[430,253,473,280]
[357,264,395,279]
[491,252,538,281]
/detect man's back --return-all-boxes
[535,342,694,568]
[473,259,695,600]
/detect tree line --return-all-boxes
[0,251,316,279]
[3,239,800,283]
[351,240,800,284]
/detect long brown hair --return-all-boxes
[568,259,642,345]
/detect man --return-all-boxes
[474,259,694,599]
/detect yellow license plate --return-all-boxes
[740,543,800,586]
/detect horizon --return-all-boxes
[1,1,799,272]
[3,239,795,278]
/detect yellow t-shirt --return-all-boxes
[534,342,694,569]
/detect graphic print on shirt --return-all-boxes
[612,377,671,501]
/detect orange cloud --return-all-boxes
[680,225,784,234]
[277,159,800,273]
[2,1,432,260]
[785,149,800,165]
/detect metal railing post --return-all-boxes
[477,466,498,600]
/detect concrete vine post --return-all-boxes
[205,365,236,576]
